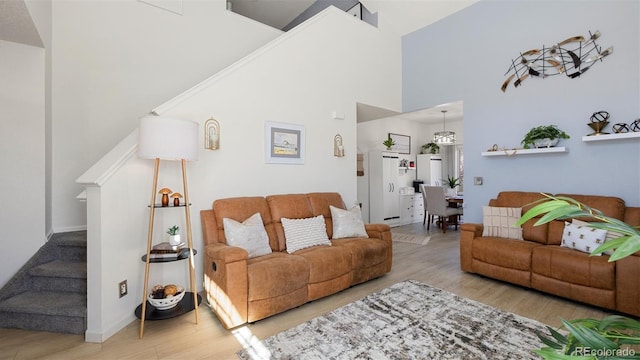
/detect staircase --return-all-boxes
[0,231,87,335]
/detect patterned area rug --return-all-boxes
[237,280,546,359]
[391,232,431,245]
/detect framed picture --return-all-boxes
[265,122,305,164]
[389,133,411,154]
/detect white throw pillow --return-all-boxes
[330,205,368,239]
[223,212,272,259]
[282,215,331,253]
[481,206,523,239]
[572,219,621,255]
[561,221,607,255]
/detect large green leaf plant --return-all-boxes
[516,194,640,359]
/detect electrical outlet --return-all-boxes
[474,177,483,185]
[119,280,128,298]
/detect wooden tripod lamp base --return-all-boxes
[137,116,199,339]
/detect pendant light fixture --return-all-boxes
[433,110,456,145]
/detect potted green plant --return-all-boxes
[521,125,570,149]
[383,136,395,150]
[517,194,640,359]
[421,142,440,154]
[443,175,461,196]
[167,225,180,246]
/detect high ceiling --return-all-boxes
[229,0,477,36]
[0,0,42,47]
[1,0,470,123]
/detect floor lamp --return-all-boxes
[137,115,199,338]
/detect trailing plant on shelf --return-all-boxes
[421,142,440,154]
[521,125,570,149]
[516,194,640,359]
[383,136,395,150]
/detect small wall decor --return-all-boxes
[265,121,305,164]
[356,153,364,176]
[501,30,613,92]
[204,118,220,150]
[631,119,640,132]
[389,133,411,154]
[333,134,345,157]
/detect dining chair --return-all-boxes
[419,184,433,226]
[423,185,464,233]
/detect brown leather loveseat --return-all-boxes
[200,192,392,329]
[460,191,640,317]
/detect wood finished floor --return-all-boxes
[1,223,611,359]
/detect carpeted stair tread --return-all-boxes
[29,260,87,279]
[0,291,86,317]
[51,231,87,247]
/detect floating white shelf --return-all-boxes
[398,167,416,170]
[481,147,568,157]
[582,132,640,142]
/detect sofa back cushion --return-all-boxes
[267,194,316,252]
[547,194,626,245]
[307,192,346,238]
[491,191,549,244]
[212,196,279,251]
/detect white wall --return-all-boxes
[403,1,640,222]
[0,40,45,288]
[51,0,282,233]
[25,0,53,238]
[78,7,401,341]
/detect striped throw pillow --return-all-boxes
[282,215,331,253]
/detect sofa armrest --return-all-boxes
[460,223,483,273]
[203,243,249,329]
[616,253,640,317]
[365,223,393,272]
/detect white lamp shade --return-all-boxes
[138,116,198,161]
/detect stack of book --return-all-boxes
[149,242,189,260]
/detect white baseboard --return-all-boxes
[53,225,88,233]
[85,315,136,343]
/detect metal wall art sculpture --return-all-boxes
[501,30,612,92]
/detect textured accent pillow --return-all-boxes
[282,215,331,253]
[561,221,607,255]
[330,205,368,239]
[223,212,272,259]
[481,206,523,239]
[572,219,620,255]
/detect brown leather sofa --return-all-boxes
[460,191,640,317]
[200,192,392,329]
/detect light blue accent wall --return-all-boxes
[402,0,640,223]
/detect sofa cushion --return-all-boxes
[560,221,607,255]
[555,194,626,220]
[267,194,315,251]
[307,192,347,238]
[481,206,523,239]
[246,252,309,301]
[282,215,331,253]
[213,196,279,251]
[572,219,620,255]
[332,238,388,271]
[222,212,272,259]
[531,246,615,290]
[472,237,542,271]
[330,205,368,239]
